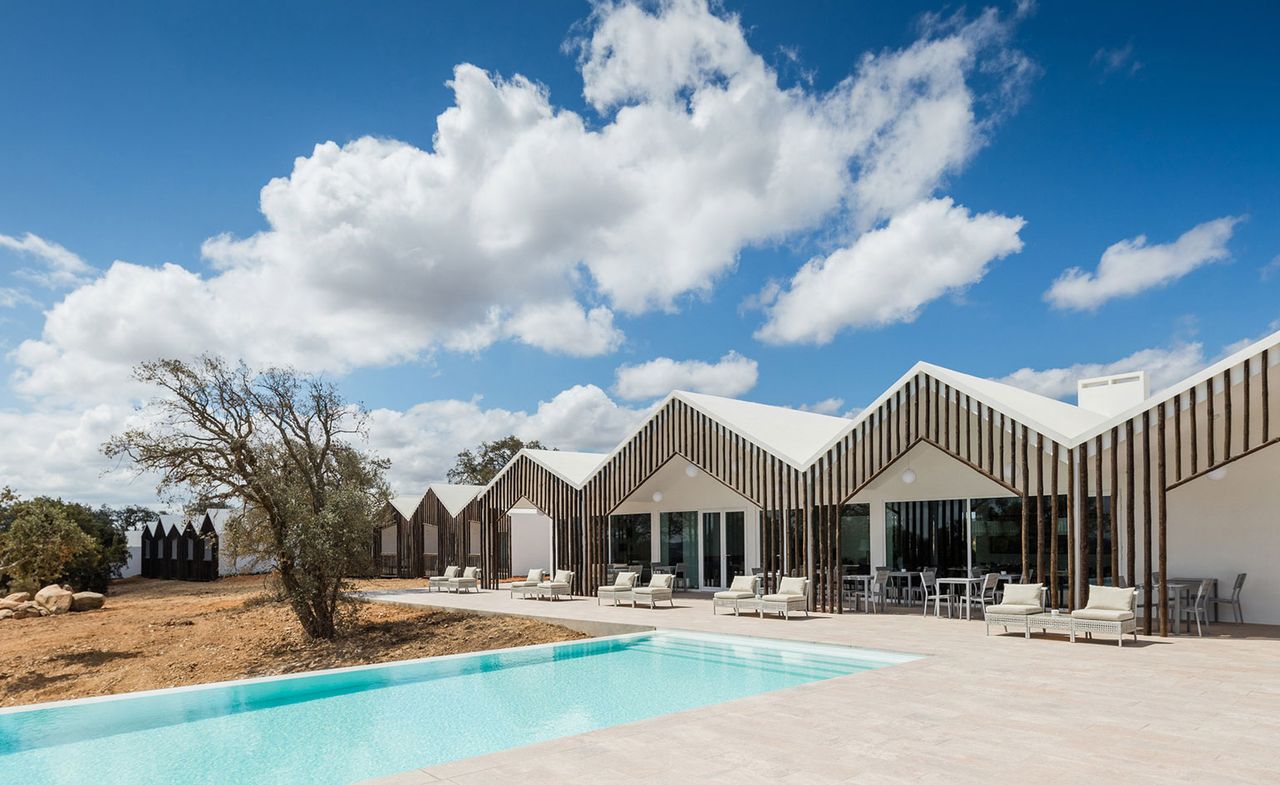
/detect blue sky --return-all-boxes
[1,0,1277,503]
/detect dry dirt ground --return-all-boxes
[0,575,585,708]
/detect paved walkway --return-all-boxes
[356,585,1280,785]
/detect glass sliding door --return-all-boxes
[725,511,746,581]
[609,513,651,571]
[701,512,722,588]
[660,511,699,588]
[839,503,871,573]
[885,499,968,576]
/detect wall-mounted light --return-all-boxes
[1207,467,1228,481]
[901,468,917,485]
[652,491,664,502]
[685,465,699,478]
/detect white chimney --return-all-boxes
[1077,371,1148,416]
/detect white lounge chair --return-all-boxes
[984,583,1046,638]
[446,566,481,593]
[427,565,460,592]
[632,573,675,608]
[758,576,809,619]
[508,568,545,598]
[712,575,759,615]
[1071,584,1138,647]
[597,570,637,605]
[537,570,575,601]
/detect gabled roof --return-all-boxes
[388,495,421,520]
[677,390,853,468]
[485,448,606,490]
[427,483,486,518]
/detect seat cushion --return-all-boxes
[598,584,631,593]
[1072,608,1135,622]
[647,574,675,589]
[728,575,756,593]
[762,593,805,603]
[461,566,478,579]
[713,590,756,600]
[443,566,460,579]
[540,581,570,590]
[509,580,537,588]
[984,603,1042,616]
[614,571,636,587]
[634,586,671,596]
[777,576,807,595]
[524,569,543,584]
[1001,583,1043,607]
[1085,585,1135,612]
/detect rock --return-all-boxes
[71,591,106,612]
[0,609,12,620]
[4,592,30,603]
[34,584,73,614]
[0,599,20,611]
[61,584,74,593]
[12,602,41,620]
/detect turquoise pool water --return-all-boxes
[0,631,915,785]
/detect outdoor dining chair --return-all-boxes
[920,569,953,618]
[1182,578,1216,636]
[957,572,1000,618]
[1208,573,1246,623]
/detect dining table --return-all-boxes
[840,573,874,612]
[934,576,984,620]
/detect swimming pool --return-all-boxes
[0,631,917,785]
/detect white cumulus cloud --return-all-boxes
[614,351,759,400]
[756,198,1025,345]
[997,341,1207,401]
[11,0,1032,403]
[1045,216,1241,311]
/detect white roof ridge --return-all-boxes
[673,390,852,470]
[483,448,607,491]
[427,482,486,518]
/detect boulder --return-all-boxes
[71,591,106,612]
[4,592,31,603]
[0,609,12,620]
[34,584,74,614]
[12,603,42,620]
[0,599,20,611]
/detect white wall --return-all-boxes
[851,441,1017,567]
[1166,445,1280,624]
[120,546,142,578]
[611,458,760,583]
[379,525,398,555]
[510,511,552,577]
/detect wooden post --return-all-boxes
[1035,434,1045,584]
[1050,441,1060,608]
[1020,423,1029,581]
[1109,426,1120,583]
[1223,369,1233,461]
[1263,348,1271,442]
[1142,409,1153,636]
[1243,357,1251,451]
[1078,438,1089,599]
[1065,446,1075,611]
[1157,401,1168,638]
[1189,383,1198,474]
[1126,417,1136,589]
[1095,434,1104,582]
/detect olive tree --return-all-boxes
[0,497,101,592]
[104,357,390,639]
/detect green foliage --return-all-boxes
[446,435,551,485]
[0,497,101,592]
[104,356,390,639]
[0,489,149,593]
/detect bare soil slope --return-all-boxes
[1,575,584,707]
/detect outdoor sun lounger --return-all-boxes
[1070,585,1138,647]
[539,570,575,600]
[757,576,809,619]
[427,565,461,592]
[712,574,759,615]
[597,570,638,605]
[509,568,546,598]
[632,573,675,608]
[445,566,481,593]
[984,582,1046,638]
